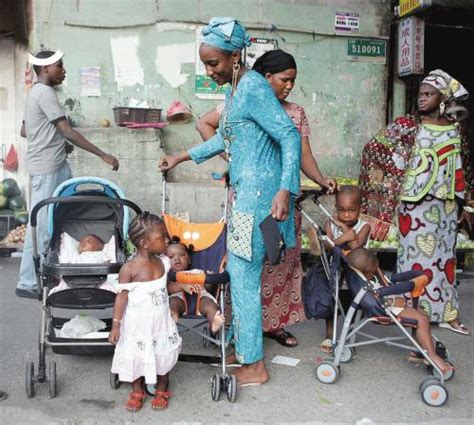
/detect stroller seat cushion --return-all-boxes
[59,232,117,263]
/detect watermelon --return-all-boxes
[1,178,21,197]
[14,209,29,224]
[0,195,7,209]
[8,195,26,211]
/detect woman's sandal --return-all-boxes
[125,391,146,412]
[320,338,333,354]
[151,389,172,410]
[439,320,471,335]
[263,329,298,347]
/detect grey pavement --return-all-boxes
[0,256,473,424]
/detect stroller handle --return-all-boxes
[296,188,328,205]
[30,196,142,227]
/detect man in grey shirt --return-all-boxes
[16,49,119,299]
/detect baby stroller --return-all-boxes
[160,173,237,402]
[25,177,141,399]
[298,190,453,407]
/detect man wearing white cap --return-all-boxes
[16,49,120,299]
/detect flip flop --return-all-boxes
[439,321,471,335]
[239,381,264,388]
[320,338,333,354]
[263,329,298,347]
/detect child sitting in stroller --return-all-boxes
[318,186,371,352]
[166,241,225,334]
[347,247,454,375]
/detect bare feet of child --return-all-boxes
[232,360,269,387]
[210,312,225,333]
[431,353,454,376]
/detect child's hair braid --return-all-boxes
[128,212,165,247]
[167,236,194,253]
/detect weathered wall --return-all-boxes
[21,0,392,217]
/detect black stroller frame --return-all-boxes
[26,193,141,399]
[160,172,237,403]
[298,190,453,407]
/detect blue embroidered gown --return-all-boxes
[189,70,301,363]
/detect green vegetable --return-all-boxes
[14,209,29,224]
[8,195,26,211]
[1,178,21,197]
[0,195,7,209]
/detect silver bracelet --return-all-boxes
[112,318,121,324]
[463,206,474,213]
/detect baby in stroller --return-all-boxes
[166,241,225,334]
[49,233,118,295]
[347,247,454,375]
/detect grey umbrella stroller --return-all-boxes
[26,177,141,398]
[298,190,453,407]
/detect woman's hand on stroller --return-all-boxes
[109,324,121,345]
[159,151,191,172]
[324,178,338,194]
[271,189,290,221]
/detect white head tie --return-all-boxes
[28,50,64,66]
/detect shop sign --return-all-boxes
[347,39,386,63]
[399,0,423,18]
[397,16,424,76]
[335,11,360,32]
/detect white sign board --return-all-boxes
[335,11,360,32]
[397,16,424,76]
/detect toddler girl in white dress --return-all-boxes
[109,212,181,412]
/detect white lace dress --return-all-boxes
[111,256,182,384]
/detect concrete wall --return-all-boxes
[21,0,393,219]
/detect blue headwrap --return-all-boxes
[201,17,251,52]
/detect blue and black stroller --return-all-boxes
[26,177,141,399]
[298,189,453,407]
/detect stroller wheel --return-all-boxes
[339,346,354,364]
[428,360,455,382]
[48,361,57,398]
[25,362,35,398]
[315,361,339,384]
[211,373,221,402]
[110,372,121,390]
[226,374,237,403]
[420,378,448,407]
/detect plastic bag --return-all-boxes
[4,145,18,172]
[60,315,106,338]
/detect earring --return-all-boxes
[439,102,445,115]
[231,62,240,94]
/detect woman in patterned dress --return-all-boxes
[197,49,337,347]
[397,70,473,335]
[159,18,301,386]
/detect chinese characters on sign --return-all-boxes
[335,11,360,32]
[397,16,424,76]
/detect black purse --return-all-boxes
[259,214,286,265]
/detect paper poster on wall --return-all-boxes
[195,27,227,100]
[244,37,277,69]
[80,67,101,97]
[335,11,360,32]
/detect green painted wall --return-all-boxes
[31,0,392,181]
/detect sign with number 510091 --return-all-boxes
[347,39,386,63]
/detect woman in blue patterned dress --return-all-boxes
[159,17,301,386]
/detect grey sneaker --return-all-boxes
[15,288,39,299]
